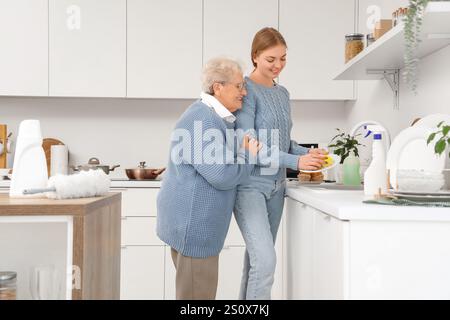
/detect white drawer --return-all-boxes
[121,216,164,246]
[113,188,159,217]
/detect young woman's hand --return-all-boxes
[242,135,262,157]
[309,148,328,156]
[297,153,326,171]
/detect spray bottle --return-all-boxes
[363,125,388,198]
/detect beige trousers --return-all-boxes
[170,247,219,300]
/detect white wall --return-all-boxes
[0,97,347,178]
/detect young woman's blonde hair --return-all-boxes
[251,27,287,68]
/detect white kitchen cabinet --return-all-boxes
[284,199,313,299]
[121,216,165,246]
[0,0,48,96]
[119,188,159,217]
[311,206,345,299]
[127,0,202,98]
[120,245,165,300]
[284,197,347,299]
[203,0,278,75]
[279,0,355,100]
[49,0,126,97]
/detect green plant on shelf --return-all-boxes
[404,0,450,93]
[427,121,450,157]
[328,129,365,164]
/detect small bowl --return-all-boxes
[397,169,445,192]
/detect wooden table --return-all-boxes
[0,193,121,300]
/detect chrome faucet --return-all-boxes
[349,120,391,151]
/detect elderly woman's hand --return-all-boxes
[242,135,262,157]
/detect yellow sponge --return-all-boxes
[323,155,334,168]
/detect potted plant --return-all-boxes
[427,121,450,157]
[404,0,449,93]
[328,129,365,185]
[427,121,450,189]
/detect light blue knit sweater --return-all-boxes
[234,76,310,181]
[156,101,253,258]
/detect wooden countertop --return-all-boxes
[0,193,121,216]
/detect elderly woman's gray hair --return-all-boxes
[201,57,243,95]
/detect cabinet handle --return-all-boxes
[112,188,128,191]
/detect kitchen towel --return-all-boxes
[50,145,68,176]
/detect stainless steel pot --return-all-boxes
[71,157,120,175]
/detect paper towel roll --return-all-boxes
[50,145,68,176]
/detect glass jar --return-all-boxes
[345,33,364,63]
[0,271,17,300]
[366,33,375,47]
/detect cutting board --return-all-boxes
[0,125,6,169]
[42,138,65,177]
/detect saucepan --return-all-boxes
[125,162,165,180]
[71,157,120,175]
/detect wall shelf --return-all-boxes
[334,2,450,82]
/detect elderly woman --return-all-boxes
[156,57,260,300]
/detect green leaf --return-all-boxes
[437,121,445,128]
[443,125,450,137]
[435,139,447,155]
[427,132,436,144]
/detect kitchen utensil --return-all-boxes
[125,162,165,180]
[386,126,446,190]
[23,169,110,199]
[299,154,340,173]
[42,138,65,177]
[0,125,7,168]
[71,157,120,175]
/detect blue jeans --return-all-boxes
[233,176,286,300]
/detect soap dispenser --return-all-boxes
[9,120,48,197]
[363,125,388,198]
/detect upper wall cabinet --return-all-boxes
[279,0,355,100]
[0,0,48,96]
[203,0,278,76]
[127,0,202,99]
[49,0,126,97]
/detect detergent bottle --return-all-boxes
[363,125,388,198]
[9,120,48,197]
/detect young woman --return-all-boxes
[234,27,327,300]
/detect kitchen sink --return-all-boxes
[302,182,364,191]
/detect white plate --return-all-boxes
[390,192,450,202]
[387,126,446,190]
[414,113,450,129]
[299,154,340,173]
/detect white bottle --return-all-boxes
[364,132,387,198]
[10,120,48,197]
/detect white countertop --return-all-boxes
[0,178,162,189]
[286,181,450,222]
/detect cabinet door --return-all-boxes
[284,197,314,299]
[127,0,202,98]
[121,217,165,246]
[279,0,355,100]
[49,0,126,97]
[0,0,48,96]
[120,246,165,300]
[203,0,278,75]
[118,188,159,217]
[311,207,345,299]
